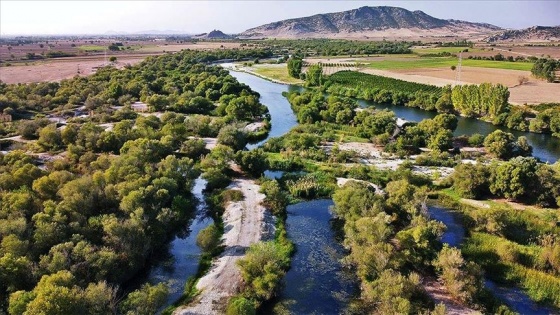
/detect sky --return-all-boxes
[1,1,559,35]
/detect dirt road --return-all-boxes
[176,179,275,315]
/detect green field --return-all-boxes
[366,57,534,71]
[412,46,483,55]
[78,45,106,51]
[250,65,304,84]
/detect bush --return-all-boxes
[226,296,256,315]
[196,224,221,253]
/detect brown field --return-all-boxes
[360,66,560,105]
[0,39,244,62]
[395,67,560,104]
[0,41,242,84]
[0,56,146,84]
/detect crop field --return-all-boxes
[329,71,441,94]
[412,46,483,55]
[366,57,534,71]
[250,64,304,84]
[78,45,106,51]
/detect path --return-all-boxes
[175,179,275,315]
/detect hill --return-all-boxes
[239,6,502,39]
[486,26,560,42]
[194,30,232,39]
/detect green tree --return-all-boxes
[119,283,168,315]
[196,224,221,253]
[483,130,517,159]
[38,124,63,151]
[217,125,247,151]
[490,157,539,201]
[306,64,323,87]
[235,149,268,177]
[287,58,303,78]
[452,163,490,199]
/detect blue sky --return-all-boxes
[1,1,559,35]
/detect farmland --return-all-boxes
[366,57,534,71]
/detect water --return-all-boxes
[145,177,213,309]
[231,71,559,313]
[261,200,358,314]
[427,206,464,248]
[225,70,300,149]
[230,68,560,162]
[428,205,558,314]
[264,170,285,179]
[357,99,560,163]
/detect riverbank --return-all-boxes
[175,179,276,314]
[222,63,303,86]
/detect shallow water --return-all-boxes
[260,199,358,315]
[358,99,560,163]
[144,177,213,309]
[428,205,558,314]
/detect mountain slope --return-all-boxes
[239,6,502,39]
[193,30,232,39]
[486,26,560,42]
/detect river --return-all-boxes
[427,205,558,314]
[144,68,559,313]
[358,100,560,163]
[229,70,560,313]
[260,200,358,315]
[142,177,214,310]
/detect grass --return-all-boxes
[366,57,534,71]
[250,64,304,85]
[412,46,483,55]
[78,45,106,51]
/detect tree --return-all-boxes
[38,124,63,151]
[306,64,323,87]
[483,130,516,159]
[237,241,288,301]
[490,157,539,201]
[235,149,268,177]
[287,58,303,78]
[196,224,221,253]
[217,125,247,151]
[428,129,453,152]
[119,283,168,315]
[109,56,117,62]
[452,163,490,199]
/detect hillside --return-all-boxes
[486,26,560,42]
[239,6,502,39]
[193,29,232,39]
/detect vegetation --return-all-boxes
[531,58,559,82]
[0,48,271,313]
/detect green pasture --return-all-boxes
[366,57,533,71]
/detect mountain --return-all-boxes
[239,6,502,39]
[486,26,560,42]
[194,30,232,39]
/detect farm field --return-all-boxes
[0,55,146,84]
[366,57,534,71]
[249,64,304,84]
